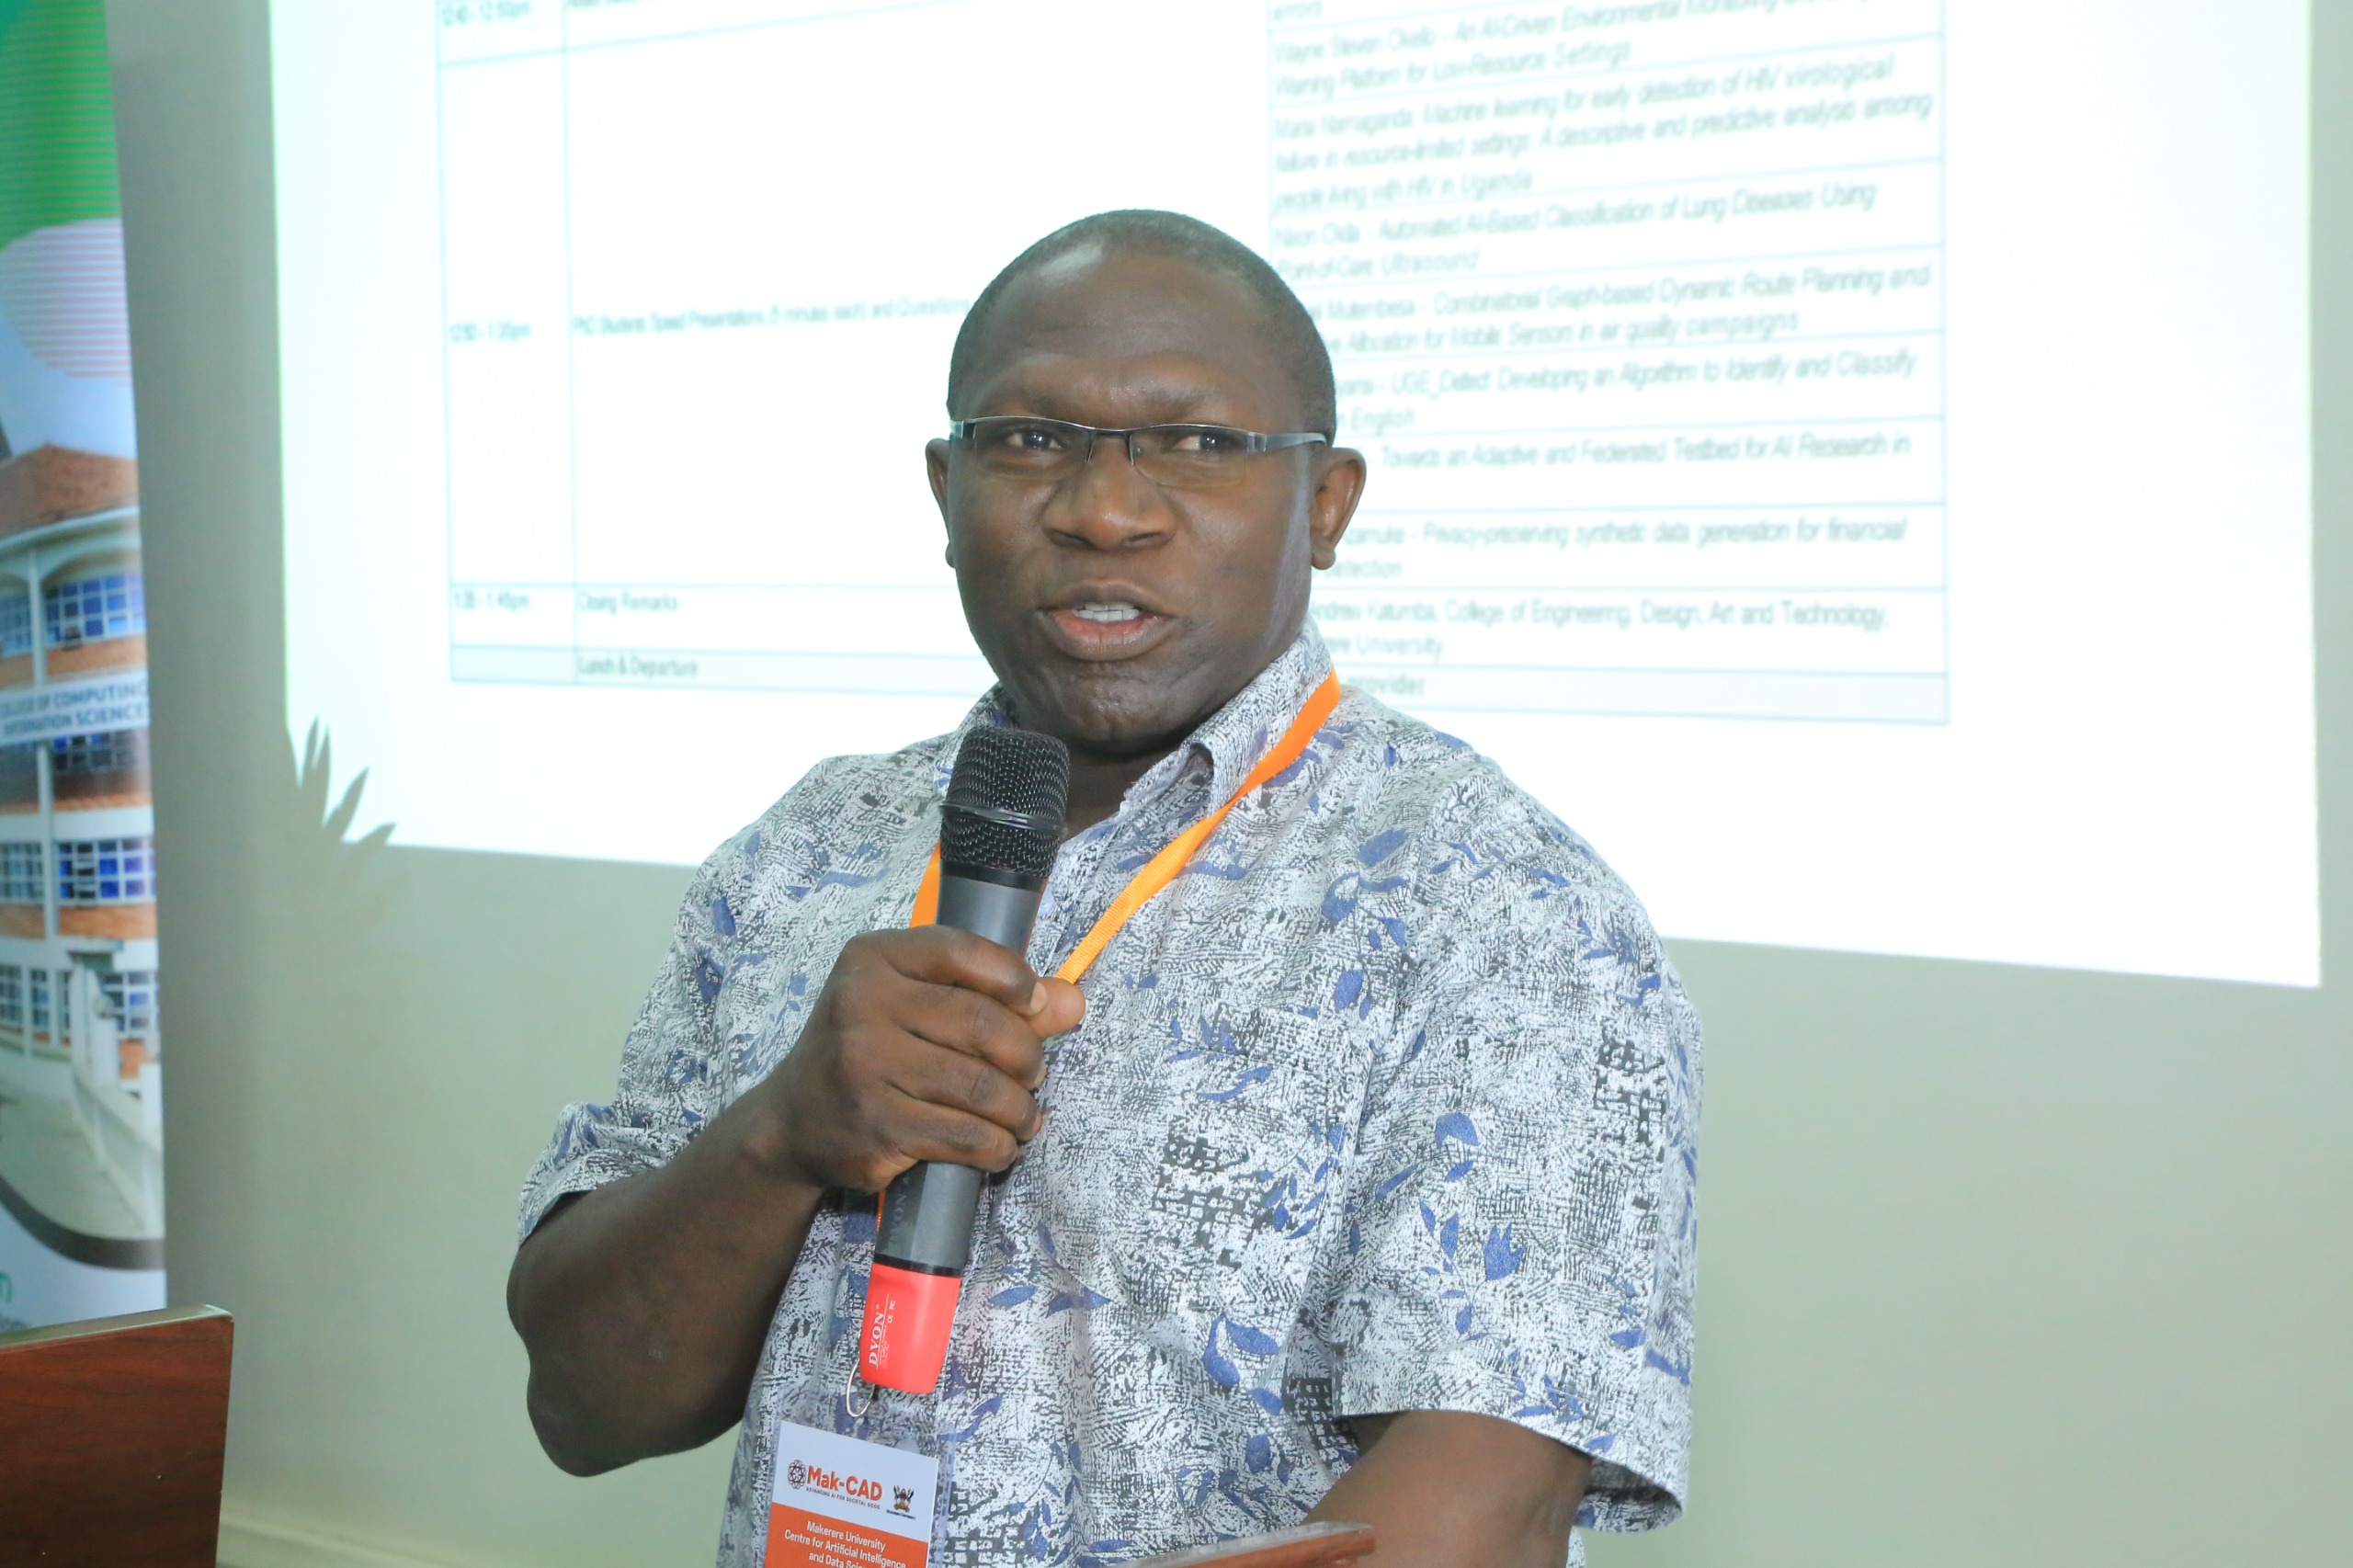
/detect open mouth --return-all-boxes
[1042,597,1171,656]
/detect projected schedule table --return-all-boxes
[433,0,995,702]
[1275,0,1948,722]
[430,0,1944,723]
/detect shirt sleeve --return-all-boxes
[516,852,737,1241]
[1319,801,1703,1533]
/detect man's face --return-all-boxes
[926,248,1365,761]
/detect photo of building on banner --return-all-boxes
[0,0,165,1328]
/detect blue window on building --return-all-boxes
[0,842,42,903]
[0,592,31,657]
[102,969,156,1038]
[0,965,21,1029]
[57,836,155,903]
[45,572,146,648]
[52,729,142,777]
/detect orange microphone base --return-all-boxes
[858,1261,963,1394]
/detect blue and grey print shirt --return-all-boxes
[520,625,1702,1568]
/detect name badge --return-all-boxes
[764,1420,938,1568]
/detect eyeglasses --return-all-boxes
[949,416,1327,490]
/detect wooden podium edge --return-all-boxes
[0,1301,228,1351]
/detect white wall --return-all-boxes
[108,3,2352,1565]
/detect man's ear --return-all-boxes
[1307,446,1368,571]
[926,437,955,567]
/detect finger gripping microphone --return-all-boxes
[858,724,1069,1394]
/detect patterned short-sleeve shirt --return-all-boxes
[520,626,1702,1568]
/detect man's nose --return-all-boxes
[1044,433,1176,551]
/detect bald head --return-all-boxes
[947,210,1336,438]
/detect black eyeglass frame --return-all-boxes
[947,416,1329,470]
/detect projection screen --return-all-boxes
[271,0,2317,985]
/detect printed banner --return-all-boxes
[0,0,165,1328]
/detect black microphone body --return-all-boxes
[872,870,1045,1274]
[858,725,1068,1392]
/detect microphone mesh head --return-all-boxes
[941,725,1070,880]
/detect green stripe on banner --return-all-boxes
[0,0,122,256]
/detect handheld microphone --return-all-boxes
[858,723,1070,1394]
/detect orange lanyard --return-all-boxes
[910,672,1340,983]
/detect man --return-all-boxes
[508,210,1700,1568]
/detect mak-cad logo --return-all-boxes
[782,1456,888,1509]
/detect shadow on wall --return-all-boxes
[201,712,736,1566]
[253,715,411,1131]
[286,721,393,918]
[251,719,406,1057]
[208,715,417,1381]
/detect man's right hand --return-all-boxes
[507,926,1084,1475]
[745,926,1087,1196]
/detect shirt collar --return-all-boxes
[941,622,1336,822]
